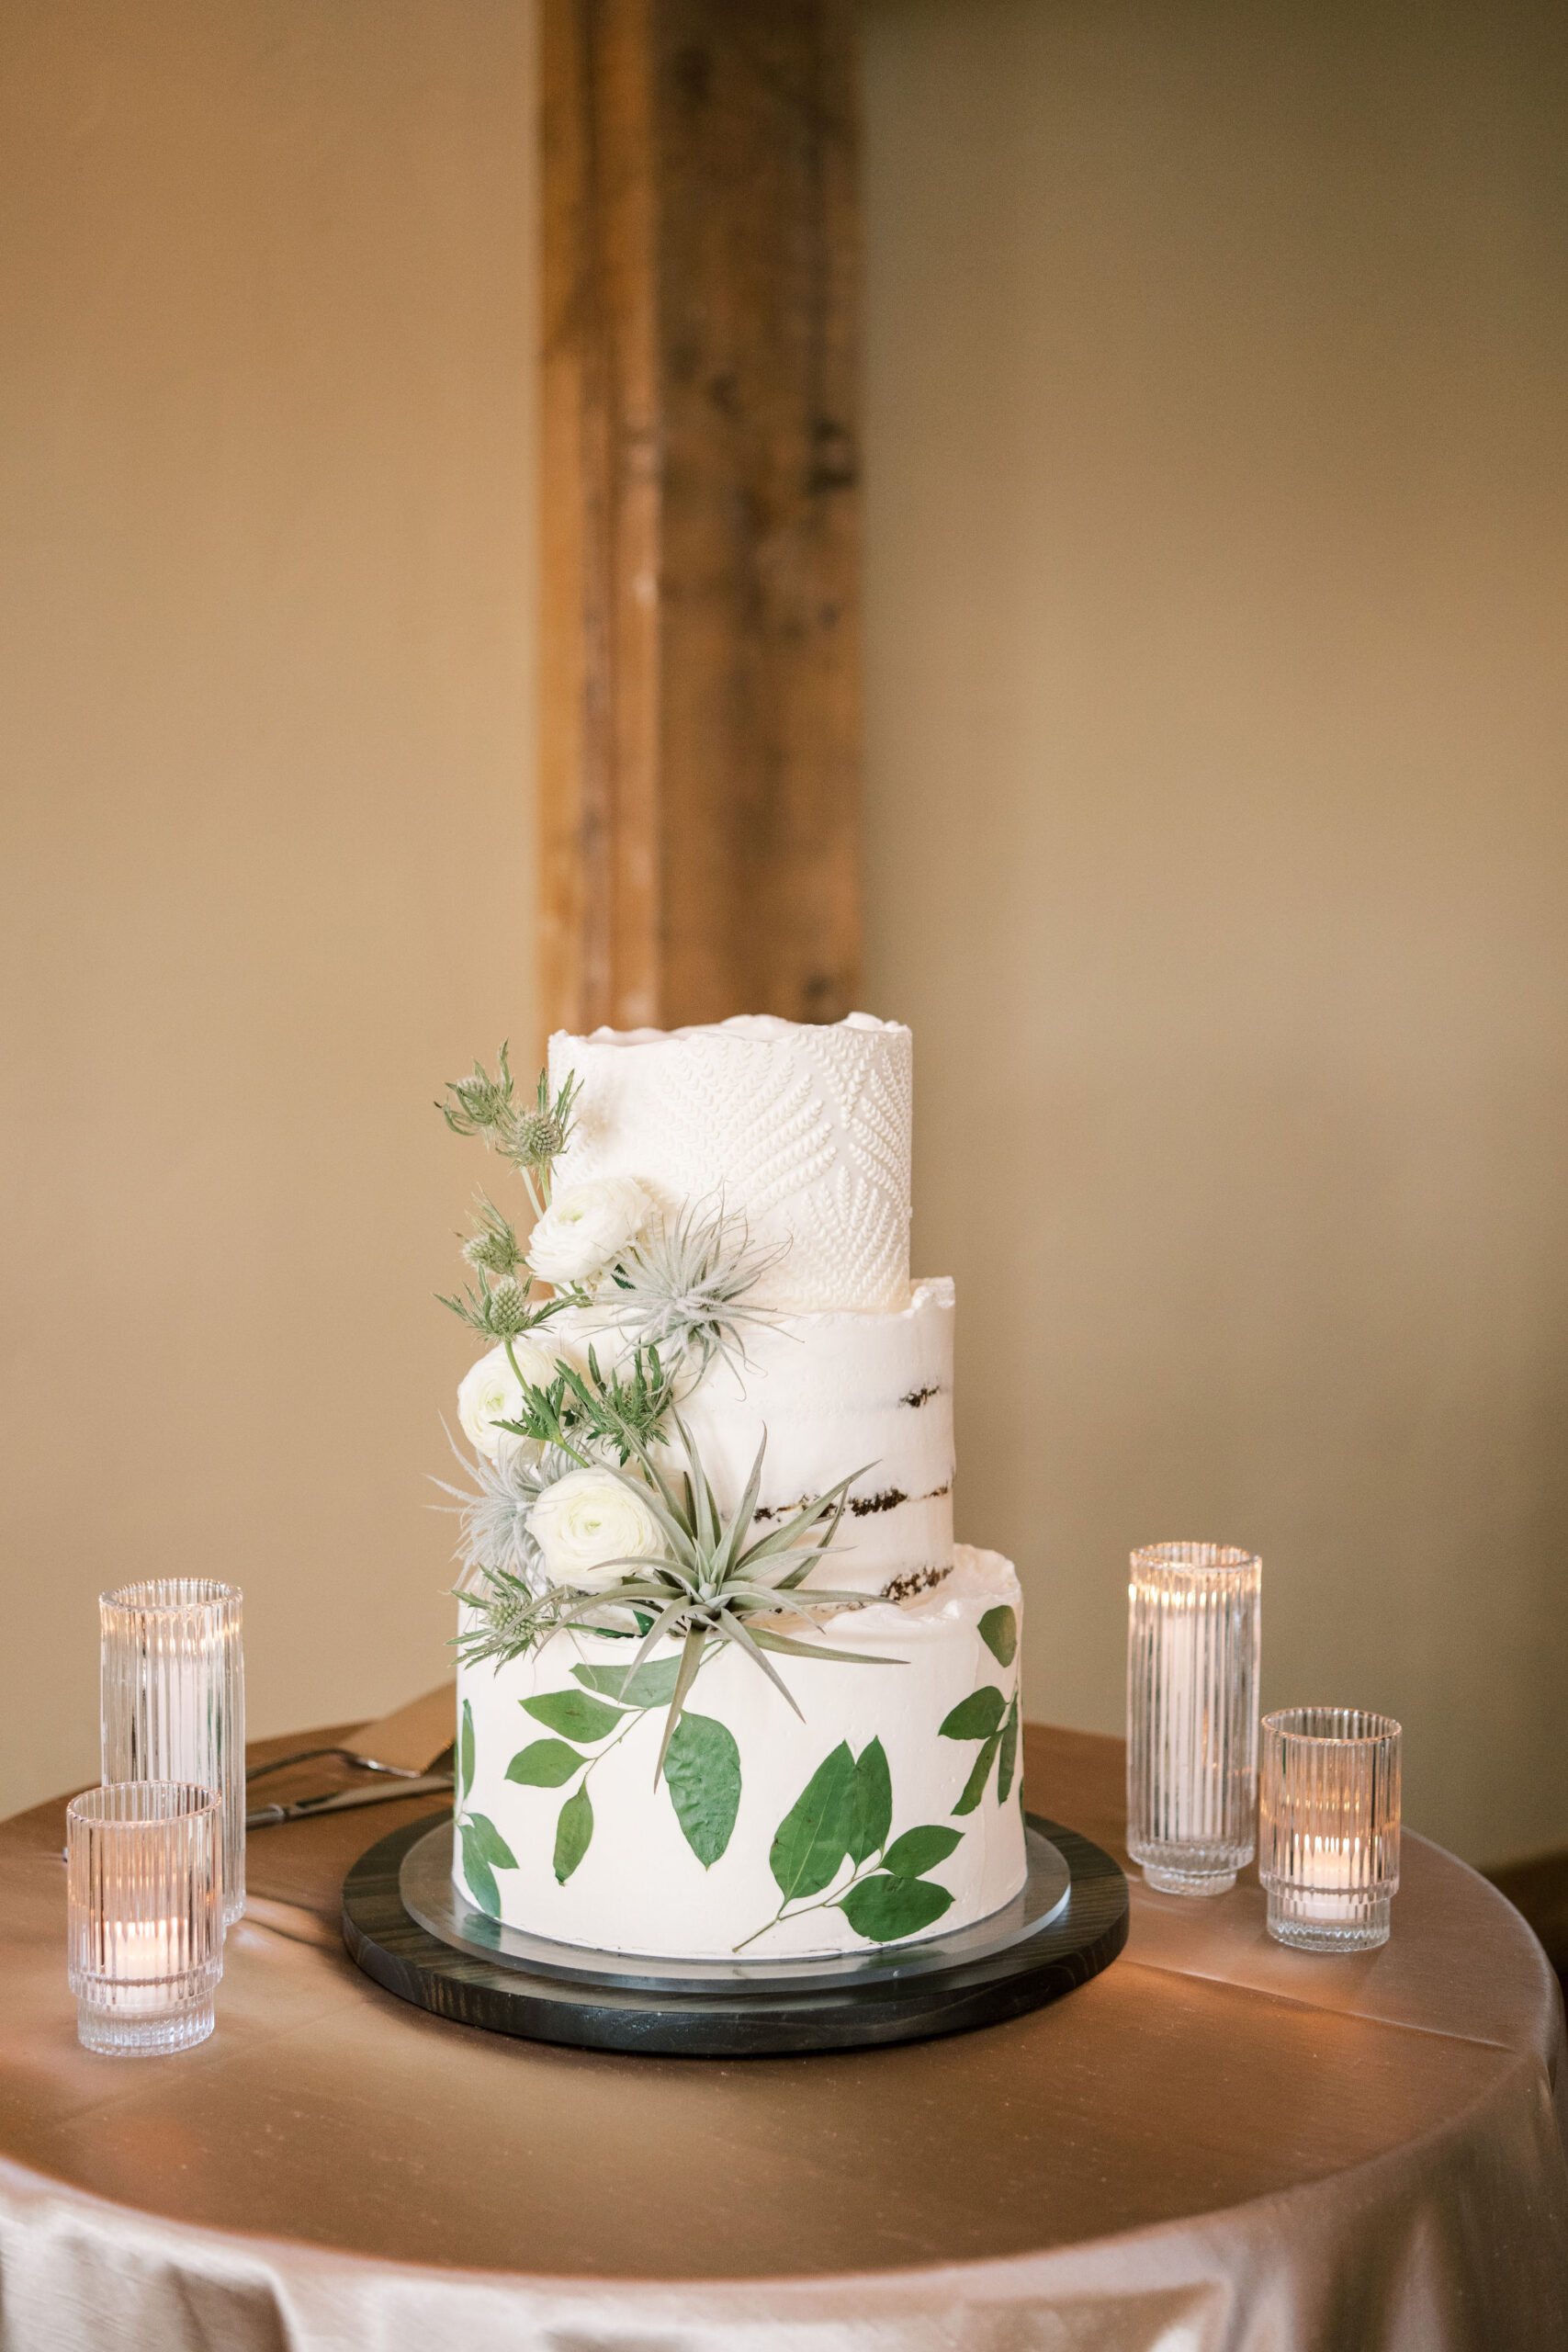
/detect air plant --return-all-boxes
[510,1371,897,1776]
[599,1199,782,1381]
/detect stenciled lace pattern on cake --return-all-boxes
[783,1026,912,1308]
[555,1024,913,1310]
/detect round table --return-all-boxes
[1,1724,1564,2350]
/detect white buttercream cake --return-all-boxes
[450,1013,1027,1962]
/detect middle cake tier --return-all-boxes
[549,1276,954,1599]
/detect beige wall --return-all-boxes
[863,0,1568,1862]
[0,1,537,1815]
[4,0,1563,1871]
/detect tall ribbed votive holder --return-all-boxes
[101,1580,244,1925]
[1259,1708,1402,1951]
[1127,1542,1261,1895]
[66,1783,223,2053]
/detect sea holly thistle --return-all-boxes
[503,1656,741,1882]
[437,1048,585,1340]
[453,1696,520,1914]
[461,1194,524,1280]
[437,1268,570,1345]
[439,1045,581,1221]
[734,1736,964,1951]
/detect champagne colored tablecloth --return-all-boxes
[1,1723,1564,2351]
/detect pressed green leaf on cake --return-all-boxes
[769,1741,857,1902]
[505,1738,584,1788]
[465,1812,518,1871]
[978,1606,1018,1667]
[940,1686,1007,1742]
[883,1823,962,1880]
[998,1692,1021,1803]
[459,1699,475,1804]
[572,1657,683,1710]
[953,1732,1002,1816]
[846,1736,893,1865]
[523,1689,626,1744]
[662,1712,742,1867]
[554,1787,593,1883]
[840,1872,954,1943]
[458,1822,499,1916]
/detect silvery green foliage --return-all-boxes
[433,1432,566,1588]
[437,1440,583,1671]
[602,1200,780,1379]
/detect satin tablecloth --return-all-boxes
[1,1723,1564,2351]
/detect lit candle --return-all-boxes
[106,1918,178,2010]
[1288,1841,1363,1922]
[67,1783,224,2054]
[1259,1710,1401,1954]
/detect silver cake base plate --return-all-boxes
[343,1813,1128,2055]
[400,1817,1072,1995]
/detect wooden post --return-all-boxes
[539,0,862,1037]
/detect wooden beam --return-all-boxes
[540,0,862,1036]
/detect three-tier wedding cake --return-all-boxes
[442,1013,1025,1961]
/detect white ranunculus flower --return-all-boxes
[456,1335,561,1465]
[527,1466,667,1592]
[526,1176,654,1288]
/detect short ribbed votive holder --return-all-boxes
[66,1783,223,2054]
[1259,1707,1402,1952]
[1127,1542,1261,1895]
[101,1580,245,1925]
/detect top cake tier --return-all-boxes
[547,1012,912,1312]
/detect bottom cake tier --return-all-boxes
[454,1547,1027,1961]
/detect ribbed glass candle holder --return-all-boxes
[1259,1707,1402,1951]
[1127,1542,1261,1894]
[101,1579,244,1925]
[66,1783,223,2054]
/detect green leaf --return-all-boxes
[978,1606,1018,1667]
[662,1712,741,1867]
[953,1731,1001,1815]
[997,1691,1020,1803]
[465,1811,517,1870]
[940,1685,1007,1742]
[572,1657,682,1710]
[457,1819,498,1915]
[769,1742,857,1903]
[554,1786,593,1883]
[505,1738,584,1788]
[840,1872,955,1944]
[459,1698,475,1804]
[846,1736,893,1866]
[523,1689,626,1743]
[883,1823,962,1880]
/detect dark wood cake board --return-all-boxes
[342,1813,1128,2056]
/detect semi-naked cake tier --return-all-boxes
[551,1276,955,1596]
[459,1552,1025,1960]
[452,1012,1027,1962]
